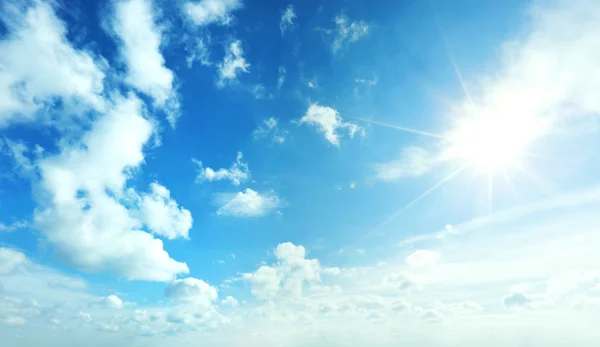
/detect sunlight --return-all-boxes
[445,109,537,173]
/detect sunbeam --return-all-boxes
[342,113,448,139]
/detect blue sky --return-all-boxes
[2,0,600,345]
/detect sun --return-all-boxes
[444,110,538,173]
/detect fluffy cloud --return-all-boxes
[0,248,28,274]
[90,295,124,310]
[111,0,179,126]
[0,0,105,126]
[34,94,189,282]
[194,151,250,186]
[217,40,249,86]
[405,250,440,268]
[165,278,218,309]
[253,117,287,144]
[280,5,296,34]
[184,0,242,26]
[216,188,280,217]
[243,242,322,300]
[299,103,364,146]
[373,147,438,181]
[139,182,193,240]
[220,296,238,307]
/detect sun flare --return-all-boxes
[445,111,540,173]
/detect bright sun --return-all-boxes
[446,112,536,173]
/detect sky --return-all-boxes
[1,0,600,345]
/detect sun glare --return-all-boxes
[445,110,540,173]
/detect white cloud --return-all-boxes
[253,117,288,144]
[90,295,124,310]
[251,84,271,99]
[280,5,296,34]
[217,40,249,86]
[220,296,238,307]
[0,220,28,233]
[243,242,322,300]
[299,103,364,146]
[418,308,443,323]
[34,94,189,282]
[217,188,280,217]
[277,66,286,89]
[0,0,105,126]
[307,79,318,89]
[186,36,212,68]
[373,147,439,182]
[405,250,440,268]
[0,248,28,274]
[184,0,242,26]
[139,182,193,240]
[194,151,250,186]
[0,316,26,326]
[111,0,179,127]
[329,13,369,53]
[47,277,87,291]
[165,278,218,308]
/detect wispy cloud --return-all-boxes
[217,40,250,86]
[300,103,364,146]
[253,117,288,144]
[319,13,369,53]
[183,0,242,26]
[373,147,440,182]
[193,151,250,186]
[280,5,296,34]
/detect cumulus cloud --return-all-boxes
[111,0,179,127]
[165,278,218,309]
[90,295,124,310]
[0,0,105,126]
[405,250,440,268]
[184,0,242,26]
[373,147,439,182]
[220,295,239,307]
[244,242,322,300]
[34,94,189,282]
[280,5,296,34]
[216,188,280,217]
[253,117,287,144]
[299,103,364,146]
[217,40,249,86]
[0,248,28,274]
[194,151,250,186]
[139,182,193,240]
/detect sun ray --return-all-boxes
[343,113,448,139]
[348,163,470,249]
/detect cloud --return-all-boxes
[139,182,193,240]
[48,277,87,291]
[217,40,249,86]
[0,248,28,274]
[186,36,212,68]
[194,151,250,186]
[253,117,288,144]
[244,242,322,300]
[280,5,296,34]
[184,0,242,26]
[299,103,364,146]
[277,66,286,89]
[418,308,443,323]
[326,13,369,53]
[165,278,218,308]
[373,147,439,182]
[111,0,179,127]
[0,316,26,326]
[90,295,124,310]
[405,250,440,268]
[251,84,272,99]
[220,296,238,307]
[216,188,280,217]
[0,220,28,233]
[34,94,189,282]
[0,0,105,127]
